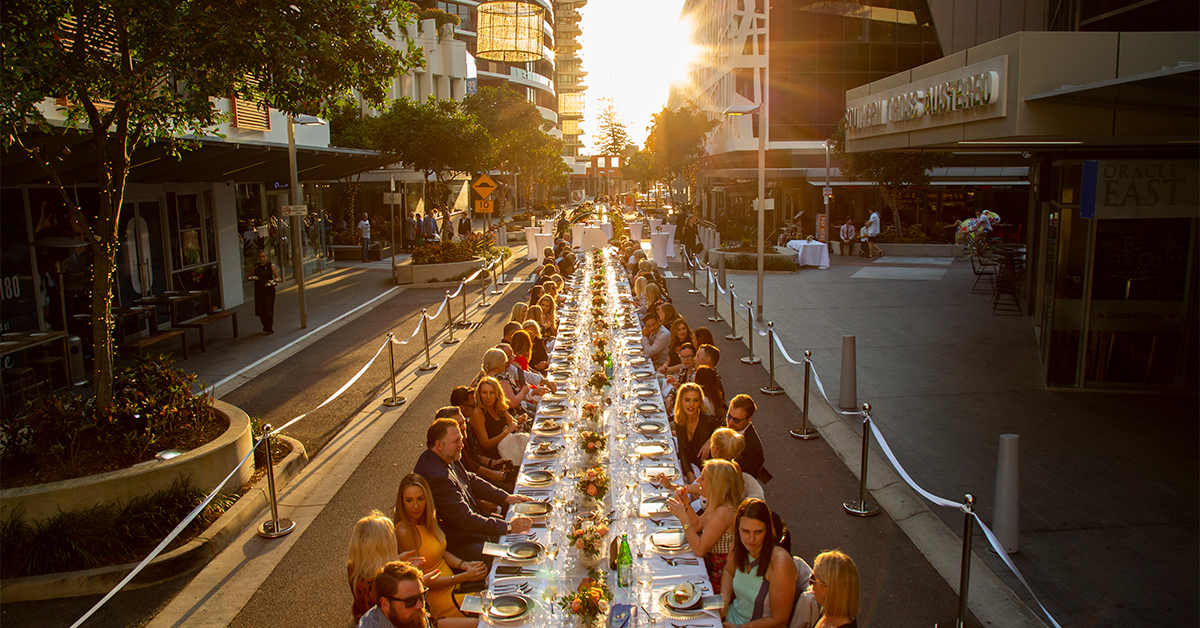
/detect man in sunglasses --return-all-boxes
[358,561,476,628]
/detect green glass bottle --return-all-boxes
[617,534,633,587]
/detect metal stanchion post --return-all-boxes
[740,301,761,365]
[479,271,492,307]
[790,351,818,439]
[459,280,473,327]
[382,333,406,406]
[700,266,714,307]
[843,403,881,517]
[496,254,507,286]
[443,294,459,345]
[760,322,785,396]
[418,309,438,371]
[708,279,725,323]
[687,252,700,294]
[257,424,295,538]
[957,494,976,628]
[725,286,742,340]
[490,264,503,295]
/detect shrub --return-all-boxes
[727,254,799,272]
[412,239,473,264]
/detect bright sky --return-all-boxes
[577,0,695,152]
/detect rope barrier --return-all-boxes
[269,337,391,436]
[425,295,449,323]
[447,279,467,299]
[69,440,263,628]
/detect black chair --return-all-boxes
[970,253,996,294]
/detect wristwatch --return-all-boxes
[681,522,692,533]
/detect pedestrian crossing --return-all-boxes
[851,267,947,280]
[872,256,953,265]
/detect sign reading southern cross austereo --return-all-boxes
[845,56,1008,139]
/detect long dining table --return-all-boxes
[472,248,722,627]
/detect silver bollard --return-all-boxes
[725,286,742,340]
[839,335,858,410]
[957,494,976,628]
[479,273,492,307]
[708,278,725,323]
[700,266,714,307]
[418,309,439,371]
[443,293,460,345]
[843,403,880,517]
[257,424,296,538]
[790,351,819,440]
[992,435,1019,553]
[459,280,474,327]
[740,301,761,365]
[760,322,785,396]
[382,333,406,406]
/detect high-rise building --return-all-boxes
[555,0,590,199]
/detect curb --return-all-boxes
[0,435,308,602]
[686,271,1048,628]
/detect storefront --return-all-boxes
[844,31,1199,390]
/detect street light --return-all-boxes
[287,113,326,329]
[723,103,766,317]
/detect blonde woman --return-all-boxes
[664,428,763,503]
[394,473,487,620]
[537,294,557,338]
[509,302,528,323]
[666,459,743,590]
[633,276,648,299]
[641,282,662,315]
[347,511,398,622]
[525,304,546,330]
[672,382,717,483]
[811,550,860,627]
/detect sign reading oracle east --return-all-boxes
[845,56,1008,139]
[1080,160,1198,219]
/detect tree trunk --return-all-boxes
[91,247,117,406]
[881,186,902,236]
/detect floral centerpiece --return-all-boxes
[568,518,610,565]
[591,348,610,366]
[579,430,606,457]
[559,570,612,627]
[586,371,609,392]
[581,402,603,422]
[576,465,609,502]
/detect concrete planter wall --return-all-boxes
[0,400,254,523]
[331,245,393,261]
[874,243,957,257]
[707,246,799,268]
[394,256,485,285]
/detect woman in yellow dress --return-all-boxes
[394,473,487,620]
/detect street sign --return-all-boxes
[383,192,400,204]
[475,199,495,213]
[282,205,308,217]
[817,214,828,242]
[472,174,498,199]
[823,186,833,198]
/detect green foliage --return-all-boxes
[727,255,800,272]
[416,7,460,34]
[644,103,719,201]
[622,150,657,189]
[412,239,474,264]
[0,479,237,578]
[373,97,494,188]
[722,224,759,250]
[594,98,631,156]
[463,85,565,208]
[1,355,216,478]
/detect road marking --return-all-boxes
[851,267,947,280]
[872,256,953,265]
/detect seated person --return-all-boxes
[356,560,476,628]
[666,459,743,590]
[640,310,671,370]
[721,499,798,628]
[811,550,861,628]
[347,511,399,623]
[470,374,527,463]
[412,418,533,563]
[665,427,764,503]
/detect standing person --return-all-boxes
[839,218,856,257]
[358,212,372,262]
[458,211,472,240]
[405,212,419,251]
[251,251,279,335]
[423,212,438,242]
[865,208,883,259]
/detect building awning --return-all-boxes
[1,134,398,187]
[1024,61,1199,116]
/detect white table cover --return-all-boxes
[571,224,585,249]
[523,227,539,260]
[648,218,662,232]
[650,232,671,268]
[532,233,555,263]
[541,219,554,234]
[628,221,643,241]
[786,239,831,269]
[662,224,678,257]
[598,223,613,240]
[581,227,608,251]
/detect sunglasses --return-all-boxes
[726,413,750,424]
[808,575,825,588]
[385,589,428,609]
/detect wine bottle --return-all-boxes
[617,534,633,587]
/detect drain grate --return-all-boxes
[457,321,482,330]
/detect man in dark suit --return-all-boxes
[724,394,765,481]
[413,415,533,563]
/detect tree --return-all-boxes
[463,85,554,216]
[520,135,570,204]
[829,118,948,233]
[1,0,423,408]
[621,149,658,193]
[644,103,718,205]
[594,98,631,157]
[372,97,493,218]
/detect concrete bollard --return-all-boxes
[717,253,727,291]
[992,434,1020,554]
[839,335,858,410]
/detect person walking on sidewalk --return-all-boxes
[251,251,279,335]
[839,218,856,257]
[458,211,472,240]
[865,209,883,259]
[358,212,372,262]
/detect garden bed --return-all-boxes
[394,256,486,285]
[330,244,393,261]
[707,246,800,272]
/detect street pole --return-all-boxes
[390,175,396,285]
[825,140,831,251]
[286,116,308,329]
[755,0,770,318]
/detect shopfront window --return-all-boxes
[167,192,219,306]
[236,184,265,300]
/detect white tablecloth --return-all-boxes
[628,221,643,241]
[571,224,585,248]
[648,218,662,232]
[661,224,678,257]
[650,232,671,268]
[598,223,613,240]
[524,227,539,260]
[532,233,555,263]
[786,239,831,269]
[541,219,554,234]
[581,227,607,251]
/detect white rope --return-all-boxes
[770,331,804,365]
[426,296,448,322]
[392,315,426,346]
[70,440,262,628]
[270,337,391,435]
[447,280,466,298]
[971,512,1064,628]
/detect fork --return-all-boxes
[660,556,699,566]
[493,582,532,594]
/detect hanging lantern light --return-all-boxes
[559,91,583,116]
[476,1,544,63]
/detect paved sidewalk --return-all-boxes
[698,251,1198,626]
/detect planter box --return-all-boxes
[0,401,254,523]
[706,246,799,272]
[394,256,486,285]
[331,245,392,261]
